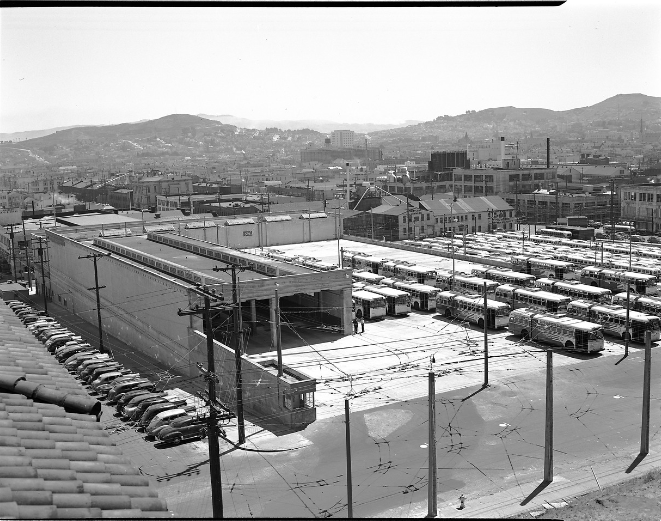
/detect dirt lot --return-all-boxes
[513,469,661,520]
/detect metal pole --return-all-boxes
[428,371,437,517]
[345,399,353,518]
[625,282,630,356]
[483,281,489,386]
[204,296,224,518]
[543,350,553,483]
[22,220,31,289]
[275,288,282,377]
[641,330,651,454]
[9,227,17,281]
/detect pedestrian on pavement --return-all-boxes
[458,494,466,510]
[359,316,364,333]
[353,317,358,334]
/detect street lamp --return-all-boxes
[450,196,457,288]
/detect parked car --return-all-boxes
[648,236,661,244]
[94,372,142,394]
[64,352,108,371]
[139,400,190,429]
[115,389,155,412]
[106,378,156,412]
[47,335,83,353]
[145,409,190,438]
[76,358,115,376]
[21,314,47,324]
[55,344,95,362]
[157,415,216,444]
[124,396,170,421]
[91,370,139,391]
[119,392,167,416]
[80,363,125,382]
[630,235,645,243]
[27,319,58,331]
[39,328,71,342]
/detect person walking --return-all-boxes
[352,317,358,334]
[359,316,364,333]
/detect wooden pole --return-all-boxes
[543,350,553,483]
[345,399,353,518]
[641,330,651,454]
[275,288,282,377]
[428,371,437,517]
[625,282,630,356]
[483,281,489,386]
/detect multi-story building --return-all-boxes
[504,190,617,224]
[449,167,558,196]
[343,195,515,241]
[621,184,661,233]
[300,147,382,164]
[331,130,355,148]
[131,175,192,209]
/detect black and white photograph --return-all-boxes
[1,2,661,519]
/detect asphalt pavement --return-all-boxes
[19,278,661,519]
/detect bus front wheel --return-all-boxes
[621,332,630,341]
[478,318,485,329]
[413,302,420,310]
[521,329,529,340]
[444,309,451,318]
[565,341,574,349]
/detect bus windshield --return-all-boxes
[589,330,604,340]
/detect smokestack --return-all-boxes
[546,138,550,168]
[500,137,505,161]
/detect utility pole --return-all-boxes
[427,370,437,517]
[274,287,282,376]
[345,398,353,518]
[78,252,111,354]
[7,225,18,281]
[483,281,489,387]
[213,262,247,445]
[178,286,225,518]
[625,281,631,357]
[37,238,48,315]
[610,178,615,242]
[641,330,651,455]
[21,220,31,290]
[543,350,553,483]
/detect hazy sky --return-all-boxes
[1,1,660,133]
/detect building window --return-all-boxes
[474,175,483,182]
[485,175,493,182]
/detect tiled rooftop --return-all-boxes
[0,302,172,519]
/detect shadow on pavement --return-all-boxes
[625,452,648,474]
[520,480,552,506]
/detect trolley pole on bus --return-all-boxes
[483,281,489,387]
[543,350,554,483]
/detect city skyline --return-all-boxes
[1,1,660,134]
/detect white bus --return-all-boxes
[435,291,511,329]
[579,266,659,296]
[352,270,385,285]
[534,278,612,304]
[538,228,573,239]
[352,290,387,321]
[362,285,411,316]
[530,235,564,246]
[511,255,577,280]
[342,252,382,273]
[380,279,439,311]
[435,273,499,297]
[612,292,661,319]
[470,267,536,288]
[494,285,571,313]
[605,259,661,281]
[566,300,661,342]
[507,308,605,353]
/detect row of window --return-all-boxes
[623,192,661,202]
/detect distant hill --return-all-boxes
[0,125,88,143]
[368,93,661,144]
[197,114,419,134]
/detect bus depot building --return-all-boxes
[42,225,354,428]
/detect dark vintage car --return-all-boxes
[157,415,221,444]
[106,379,155,405]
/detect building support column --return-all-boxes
[270,297,278,349]
[250,299,257,329]
[342,288,353,335]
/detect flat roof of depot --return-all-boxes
[108,235,314,282]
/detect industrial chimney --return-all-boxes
[500,137,505,161]
[546,138,550,168]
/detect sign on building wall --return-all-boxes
[243,230,253,236]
